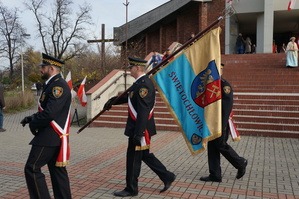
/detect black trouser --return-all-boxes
[24,145,71,199]
[207,128,245,179]
[125,138,174,194]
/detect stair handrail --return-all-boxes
[93,72,127,101]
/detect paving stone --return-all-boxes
[0,106,299,198]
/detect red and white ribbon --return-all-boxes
[128,97,154,150]
[228,111,240,141]
[38,103,71,167]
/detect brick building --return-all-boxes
[113,0,299,58]
[113,0,226,58]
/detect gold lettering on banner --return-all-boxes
[168,71,203,131]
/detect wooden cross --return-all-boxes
[87,24,118,69]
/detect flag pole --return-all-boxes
[77,7,234,134]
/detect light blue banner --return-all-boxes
[153,54,211,153]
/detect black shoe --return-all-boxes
[160,174,176,193]
[200,176,222,182]
[236,159,248,179]
[113,190,138,197]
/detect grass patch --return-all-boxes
[4,90,36,113]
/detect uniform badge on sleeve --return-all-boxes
[139,88,148,98]
[223,86,231,94]
[52,87,63,98]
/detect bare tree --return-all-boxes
[0,3,26,79]
[25,0,92,61]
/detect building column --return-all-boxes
[225,11,230,54]
[225,3,239,54]
[256,0,274,53]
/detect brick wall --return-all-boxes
[177,3,200,43]
[146,29,160,54]
[163,20,177,51]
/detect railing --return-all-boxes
[86,69,134,121]
[93,72,127,101]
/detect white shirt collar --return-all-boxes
[45,74,57,85]
[134,73,146,82]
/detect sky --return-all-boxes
[2,0,169,51]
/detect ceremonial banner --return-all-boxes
[152,27,222,155]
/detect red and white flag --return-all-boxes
[288,0,297,10]
[65,71,77,98]
[65,72,73,89]
[77,76,87,107]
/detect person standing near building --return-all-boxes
[187,32,195,41]
[162,49,174,62]
[281,43,286,53]
[149,51,162,69]
[272,40,278,53]
[200,63,247,183]
[244,37,252,54]
[236,33,245,54]
[286,37,298,68]
[0,84,6,132]
[104,57,176,197]
[21,53,72,199]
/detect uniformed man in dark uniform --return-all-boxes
[21,53,72,199]
[200,63,247,182]
[104,57,176,197]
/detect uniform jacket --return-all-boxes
[221,78,233,131]
[116,75,157,138]
[29,74,71,146]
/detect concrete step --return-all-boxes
[97,114,177,125]
[234,99,299,106]
[237,128,299,138]
[90,120,180,131]
[110,105,171,113]
[101,109,173,118]
[234,109,299,117]
[232,86,299,93]
[235,121,299,131]
[234,93,299,101]
[233,104,299,111]
[234,115,299,124]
